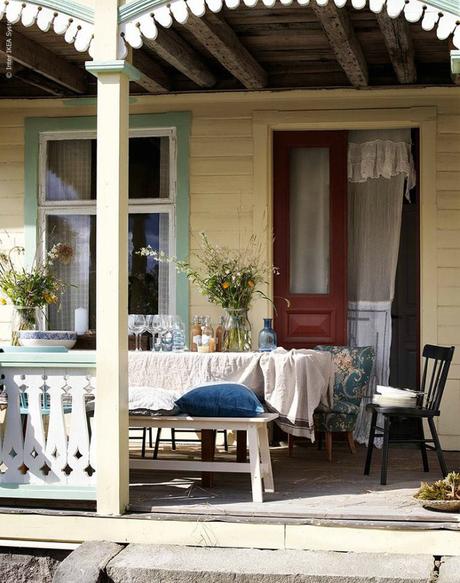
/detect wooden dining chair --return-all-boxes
[364,344,455,485]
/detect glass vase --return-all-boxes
[11,306,40,346]
[222,308,252,353]
[258,318,277,352]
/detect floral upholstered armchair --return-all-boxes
[313,345,375,462]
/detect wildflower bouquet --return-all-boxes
[0,243,73,342]
[138,232,277,311]
[138,233,279,352]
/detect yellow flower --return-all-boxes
[43,293,58,304]
[248,280,255,288]
[0,298,6,305]
[222,281,230,289]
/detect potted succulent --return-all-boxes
[415,472,460,512]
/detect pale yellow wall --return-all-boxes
[0,87,459,447]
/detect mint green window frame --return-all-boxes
[24,112,191,328]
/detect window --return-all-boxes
[38,129,176,331]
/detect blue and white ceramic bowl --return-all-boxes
[18,330,77,349]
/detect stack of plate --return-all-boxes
[372,385,421,408]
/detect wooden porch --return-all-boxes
[4,437,460,531]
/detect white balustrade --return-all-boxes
[0,355,96,494]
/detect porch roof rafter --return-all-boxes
[117,0,460,62]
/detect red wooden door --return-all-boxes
[273,131,348,349]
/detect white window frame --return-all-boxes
[38,128,178,325]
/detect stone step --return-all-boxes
[105,544,434,583]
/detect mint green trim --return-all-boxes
[451,51,460,75]
[119,0,167,22]
[29,0,94,22]
[24,112,191,326]
[0,484,96,500]
[85,60,141,82]
[118,0,460,22]
[426,0,460,16]
[0,350,97,368]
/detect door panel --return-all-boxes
[273,131,348,349]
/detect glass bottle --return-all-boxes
[258,318,277,352]
[215,316,225,352]
[199,316,214,353]
[191,315,202,352]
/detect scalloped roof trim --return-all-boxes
[0,0,94,54]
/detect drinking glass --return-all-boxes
[129,314,146,351]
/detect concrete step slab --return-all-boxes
[106,545,435,583]
[52,541,124,583]
[438,556,460,582]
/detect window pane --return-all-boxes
[47,213,170,331]
[289,147,330,294]
[47,215,96,330]
[46,140,96,201]
[45,136,170,201]
[129,137,170,199]
[129,213,170,314]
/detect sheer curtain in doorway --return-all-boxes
[347,129,416,444]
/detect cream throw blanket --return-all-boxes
[128,349,333,439]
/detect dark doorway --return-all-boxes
[389,129,420,439]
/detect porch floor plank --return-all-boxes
[128,442,460,526]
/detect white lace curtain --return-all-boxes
[347,129,415,444]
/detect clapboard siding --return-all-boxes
[0,89,459,446]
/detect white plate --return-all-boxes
[373,395,417,408]
[376,385,420,397]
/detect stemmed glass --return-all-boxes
[128,314,146,351]
[146,315,160,351]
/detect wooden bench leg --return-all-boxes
[201,429,216,488]
[247,426,263,503]
[258,424,274,493]
[236,430,247,463]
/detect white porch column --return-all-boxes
[86,0,132,515]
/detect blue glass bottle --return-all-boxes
[258,318,277,352]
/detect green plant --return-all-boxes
[0,242,73,309]
[138,232,278,311]
[415,472,460,501]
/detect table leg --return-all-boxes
[201,429,216,488]
[257,424,274,493]
[236,430,247,463]
[247,426,263,503]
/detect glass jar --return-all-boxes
[191,315,202,352]
[11,306,40,346]
[198,316,214,353]
[222,308,252,353]
[258,318,277,352]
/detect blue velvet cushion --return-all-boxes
[175,382,264,417]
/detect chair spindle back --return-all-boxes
[421,344,455,412]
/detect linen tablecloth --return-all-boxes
[128,349,333,439]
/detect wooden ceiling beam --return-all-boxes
[182,13,267,90]
[0,23,87,94]
[143,28,216,88]
[311,3,368,88]
[376,13,417,84]
[14,68,74,97]
[132,51,171,93]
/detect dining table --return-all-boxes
[128,347,334,440]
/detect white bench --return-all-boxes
[129,412,278,503]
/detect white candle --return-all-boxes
[75,307,88,335]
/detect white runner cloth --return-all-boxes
[128,349,333,440]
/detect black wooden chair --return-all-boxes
[364,344,455,485]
